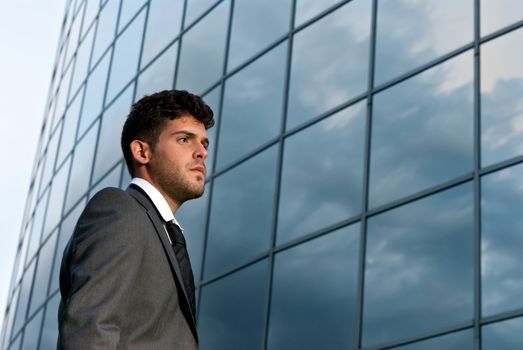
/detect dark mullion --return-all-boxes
[473,0,482,349]
[260,0,296,348]
[355,0,378,348]
[195,0,234,317]
[172,0,187,89]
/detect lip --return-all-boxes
[190,165,206,176]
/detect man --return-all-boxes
[58,90,214,349]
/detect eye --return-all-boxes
[178,137,189,143]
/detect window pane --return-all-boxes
[26,190,49,265]
[227,0,291,70]
[2,288,19,348]
[268,224,360,350]
[82,0,100,39]
[70,26,94,98]
[20,308,43,349]
[141,0,183,67]
[176,186,209,283]
[185,0,218,27]
[375,0,473,85]
[294,0,343,26]
[198,260,268,350]
[217,43,286,169]
[369,52,473,208]
[93,83,133,183]
[90,0,118,66]
[43,159,71,238]
[362,183,474,347]
[201,86,221,172]
[205,146,277,277]
[118,0,147,32]
[391,330,473,350]
[78,52,110,136]
[40,128,61,195]
[482,317,523,350]
[65,122,99,211]
[481,28,523,167]
[29,232,58,316]
[177,1,229,94]
[481,163,523,316]
[12,261,36,337]
[481,0,523,36]
[287,0,371,129]
[278,102,365,244]
[90,163,122,198]
[106,10,145,102]
[50,200,86,294]
[38,293,61,350]
[135,44,177,100]
[57,87,83,166]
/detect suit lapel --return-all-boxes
[126,186,198,339]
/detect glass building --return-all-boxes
[2,0,523,348]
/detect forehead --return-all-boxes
[163,115,207,135]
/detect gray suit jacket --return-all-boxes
[58,186,198,349]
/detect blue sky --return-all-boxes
[0,0,65,332]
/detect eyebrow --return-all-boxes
[171,130,209,146]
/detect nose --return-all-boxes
[194,142,208,160]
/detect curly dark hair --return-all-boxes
[121,90,214,176]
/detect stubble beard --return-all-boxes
[152,162,205,206]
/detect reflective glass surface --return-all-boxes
[294,0,342,26]
[369,52,473,208]
[287,0,371,129]
[205,146,277,277]
[106,10,145,103]
[69,26,93,101]
[50,200,86,294]
[217,43,286,168]
[184,0,218,27]
[39,128,61,195]
[63,8,83,70]
[12,261,36,337]
[53,65,73,129]
[118,0,147,32]
[176,1,229,94]
[227,0,291,70]
[21,307,43,349]
[43,159,70,239]
[93,83,133,182]
[391,329,473,350]
[278,101,365,244]
[90,163,122,198]
[198,260,268,350]
[481,163,523,316]
[29,232,58,316]
[65,121,99,211]
[2,288,19,348]
[482,317,523,350]
[176,187,209,282]
[375,0,473,85]
[82,0,100,39]
[135,44,177,100]
[481,0,523,36]
[140,0,183,67]
[90,0,118,66]
[268,224,360,350]
[362,183,474,347]
[78,52,110,136]
[26,190,49,265]
[38,293,60,350]
[57,88,83,167]
[481,28,523,167]
[201,86,220,171]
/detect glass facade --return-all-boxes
[2,0,523,349]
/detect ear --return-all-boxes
[130,140,151,166]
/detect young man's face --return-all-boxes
[148,115,209,207]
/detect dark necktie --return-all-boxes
[164,220,196,320]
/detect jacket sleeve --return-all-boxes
[58,188,151,349]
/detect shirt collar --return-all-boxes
[130,177,182,228]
